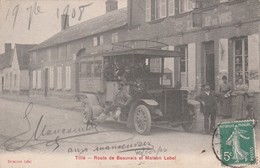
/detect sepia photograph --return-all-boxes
[0,0,259,167]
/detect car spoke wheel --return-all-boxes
[134,105,152,135]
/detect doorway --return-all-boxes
[44,68,49,97]
[204,42,215,90]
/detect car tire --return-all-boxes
[134,104,152,135]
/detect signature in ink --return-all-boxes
[119,145,167,157]
[2,102,135,152]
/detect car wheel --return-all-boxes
[134,104,152,135]
[182,104,197,132]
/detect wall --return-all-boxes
[20,70,29,90]
[29,26,127,98]
[127,0,260,92]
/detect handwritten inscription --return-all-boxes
[2,102,134,152]
[56,3,93,21]
[203,11,232,27]
[5,2,93,30]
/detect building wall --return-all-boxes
[29,26,127,98]
[127,0,260,93]
[20,70,29,91]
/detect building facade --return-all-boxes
[29,0,128,98]
[127,0,260,94]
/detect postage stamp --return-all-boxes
[218,120,257,167]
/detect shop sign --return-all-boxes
[203,11,232,27]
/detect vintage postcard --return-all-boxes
[0,0,259,167]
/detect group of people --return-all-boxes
[196,76,251,134]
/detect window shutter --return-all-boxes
[188,43,196,90]
[248,34,260,91]
[168,0,175,16]
[218,39,229,82]
[93,37,98,46]
[57,67,62,90]
[33,70,36,89]
[146,0,151,22]
[100,36,104,45]
[160,0,167,18]
[68,66,71,89]
[65,66,71,90]
[37,70,41,89]
[49,67,54,89]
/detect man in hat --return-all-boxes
[196,83,218,134]
[96,81,132,123]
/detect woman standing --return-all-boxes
[233,78,249,120]
[219,76,232,118]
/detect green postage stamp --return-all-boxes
[219,120,257,166]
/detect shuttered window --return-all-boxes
[168,0,175,16]
[146,0,151,22]
[248,34,259,91]
[37,70,41,89]
[57,67,62,90]
[65,66,71,90]
[49,67,54,89]
[33,70,36,89]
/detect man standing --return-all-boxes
[96,81,132,123]
[196,83,218,134]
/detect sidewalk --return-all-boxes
[0,93,82,112]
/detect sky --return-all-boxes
[0,0,127,53]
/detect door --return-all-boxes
[44,68,49,97]
[205,42,215,90]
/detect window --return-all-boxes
[146,0,170,22]
[112,32,118,43]
[57,67,62,90]
[175,45,188,87]
[150,58,162,73]
[85,60,102,77]
[33,70,36,89]
[49,67,54,89]
[179,0,193,13]
[65,66,71,90]
[168,0,175,16]
[93,35,104,46]
[234,38,248,85]
[37,70,41,89]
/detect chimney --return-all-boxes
[106,0,118,13]
[61,14,69,30]
[5,43,12,53]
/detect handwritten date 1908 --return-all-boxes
[6,2,93,30]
